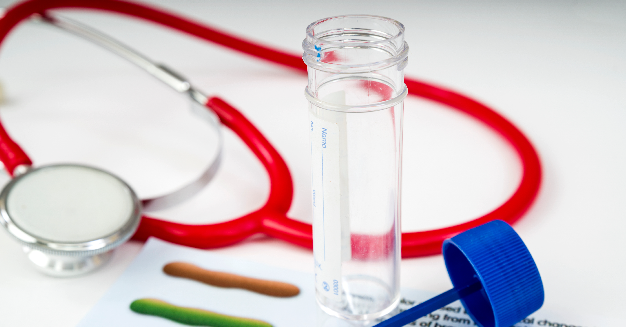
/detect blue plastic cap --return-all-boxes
[442,220,544,327]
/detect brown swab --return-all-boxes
[163,262,300,298]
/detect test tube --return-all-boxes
[303,15,409,321]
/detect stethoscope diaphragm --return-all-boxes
[0,164,141,276]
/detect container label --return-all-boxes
[310,113,343,301]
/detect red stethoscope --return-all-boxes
[0,0,541,258]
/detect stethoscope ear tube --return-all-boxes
[0,0,541,258]
[400,80,541,257]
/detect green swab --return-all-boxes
[130,298,273,327]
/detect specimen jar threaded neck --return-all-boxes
[303,15,408,74]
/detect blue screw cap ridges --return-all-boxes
[442,220,544,327]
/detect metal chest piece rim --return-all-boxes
[0,164,142,277]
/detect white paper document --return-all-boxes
[77,239,608,327]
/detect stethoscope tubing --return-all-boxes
[0,0,541,258]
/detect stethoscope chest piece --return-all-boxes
[0,164,141,276]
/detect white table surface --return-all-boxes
[0,0,624,326]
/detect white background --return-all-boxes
[0,0,624,325]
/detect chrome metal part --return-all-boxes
[12,164,31,177]
[0,164,141,276]
[142,100,223,211]
[37,13,222,211]
[24,246,113,277]
[40,14,187,93]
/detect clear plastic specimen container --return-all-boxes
[303,15,408,321]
